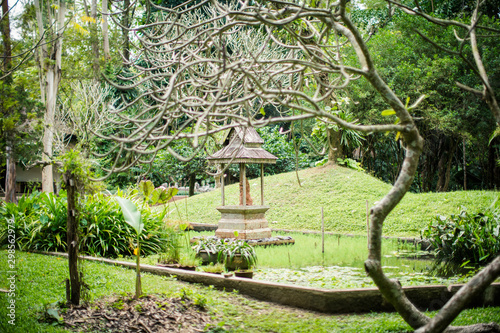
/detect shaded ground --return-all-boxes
[62,294,214,333]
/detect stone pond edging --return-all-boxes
[40,251,499,314]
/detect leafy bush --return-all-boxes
[422,206,500,266]
[0,192,68,252]
[0,191,170,258]
[337,158,364,171]
[79,192,169,257]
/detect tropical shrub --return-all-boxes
[0,191,170,258]
[79,192,169,257]
[337,158,364,171]
[0,192,68,252]
[421,206,500,266]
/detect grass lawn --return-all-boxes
[1,251,499,333]
[169,164,498,237]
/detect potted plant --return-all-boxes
[234,269,254,279]
[192,237,224,265]
[223,239,257,271]
[177,253,200,271]
[200,262,225,275]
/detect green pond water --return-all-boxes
[192,231,486,289]
[251,232,472,289]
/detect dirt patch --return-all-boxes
[63,294,214,333]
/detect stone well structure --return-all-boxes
[207,127,277,240]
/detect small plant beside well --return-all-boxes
[192,237,224,265]
[222,239,258,271]
[192,237,258,273]
[200,262,226,274]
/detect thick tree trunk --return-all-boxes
[35,0,66,193]
[436,137,456,192]
[65,171,80,305]
[327,128,344,163]
[122,0,130,63]
[41,68,58,193]
[1,0,12,70]
[365,129,429,329]
[188,174,195,197]
[2,0,16,203]
[422,138,438,192]
[436,137,458,192]
[90,0,99,77]
[102,0,110,60]
[315,69,344,163]
[422,154,433,192]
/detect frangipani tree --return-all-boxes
[99,1,500,331]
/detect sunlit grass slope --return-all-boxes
[170,164,498,237]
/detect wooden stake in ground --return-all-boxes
[321,207,325,254]
[65,171,81,305]
[366,200,369,250]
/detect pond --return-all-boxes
[246,232,472,289]
[152,230,483,289]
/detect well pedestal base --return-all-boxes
[215,205,272,240]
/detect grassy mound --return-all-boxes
[170,164,497,237]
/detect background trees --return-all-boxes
[346,1,500,193]
[1,0,42,202]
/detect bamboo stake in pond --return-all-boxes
[321,207,325,254]
[366,200,369,250]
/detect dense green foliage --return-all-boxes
[3,0,499,195]
[422,206,500,266]
[249,126,317,177]
[0,76,42,173]
[0,191,170,257]
[346,6,500,192]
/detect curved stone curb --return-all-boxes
[40,251,499,314]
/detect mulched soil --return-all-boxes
[62,294,214,333]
